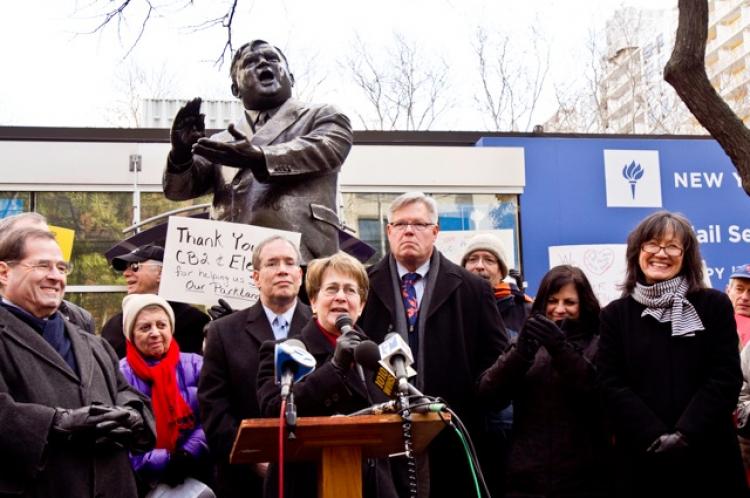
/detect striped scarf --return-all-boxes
[631,276,705,337]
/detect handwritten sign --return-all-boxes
[436,229,517,269]
[48,225,75,262]
[159,216,301,310]
[548,244,627,306]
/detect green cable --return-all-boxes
[451,423,482,498]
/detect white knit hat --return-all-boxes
[121,294,175,342]
[460,234,509,278]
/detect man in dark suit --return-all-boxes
[163,39,353,263]
[199,235,311,498]
[357,192,509,498]
[0,227,154,497]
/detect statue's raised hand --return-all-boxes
[170,97,206,164]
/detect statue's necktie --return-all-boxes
[401,272,421,331]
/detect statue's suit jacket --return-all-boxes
[163,98,353,262]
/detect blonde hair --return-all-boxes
[305,252,369,302]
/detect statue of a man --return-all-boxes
[163,39,353,262]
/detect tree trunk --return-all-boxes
[665,0,750,195]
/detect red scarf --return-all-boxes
[494,282,533,302]
[125,340,194,451]
[316,319,340,348]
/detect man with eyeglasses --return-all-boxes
[199,235,310,498]
[101,244,209,358]
[358,191,508,498]
[0,212,95,333]
[0,226,155,498]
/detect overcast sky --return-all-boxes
[0,0,677,130]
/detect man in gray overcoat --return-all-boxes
[0,227,155,497]
[163,39,353,263]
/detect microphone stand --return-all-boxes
[398,386,418,498]
[285,391,298,439]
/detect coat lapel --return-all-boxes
[243,301,275,345]
[424,253,462,321]
[368,258,397,319]
[67,322,94,394]
[251,99,308,146]
[0,307,79,382]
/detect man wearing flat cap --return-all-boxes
[101,244,209,358]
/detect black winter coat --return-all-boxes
[597,289,748,497]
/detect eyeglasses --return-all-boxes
[125,261,162,273]
[641,242,684,257]
[466,254,499,266]
[389,222,436,232]
[9,259,73,275]
[260,259,300,271]
[320,284,361,298]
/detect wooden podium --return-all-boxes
[230,413,448,498]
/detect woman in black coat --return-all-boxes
[596,210,748,497]
[479,264,610,498]
[256,252,398,498]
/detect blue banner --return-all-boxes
[478,136,750,296]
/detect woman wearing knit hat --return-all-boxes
[119,294,214,497]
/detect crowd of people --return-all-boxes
[2,195,750,498]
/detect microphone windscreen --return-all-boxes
[354,340,381,370]
[284,338,307,351]
[335,314,354,331]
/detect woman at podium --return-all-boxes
[257,252,399,498]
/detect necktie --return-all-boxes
[401,273,421,331]
[272,316,289,340]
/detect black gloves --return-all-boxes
[524,315,565,354]
[163,450,194,487]
[52,404,152,451]
[647,431,689,454]
[52,404,130,443]
[208,298,235,321]
[170,97,205,165]
[332,332,364,371]
[516,317,542,360]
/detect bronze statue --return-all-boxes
[163,40,353,263]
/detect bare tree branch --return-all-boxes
[665,0,750,194]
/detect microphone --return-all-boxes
[275,338,316,400]
[335,314,356,336]
[379,332,417,395]
[354,340,422,398]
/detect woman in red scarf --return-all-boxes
[119,293,214,497]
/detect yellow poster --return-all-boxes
[48,225,75,261]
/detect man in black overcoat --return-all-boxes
[357,192,508,498]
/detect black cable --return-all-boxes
[399,392,419,498]
[442,407,492,498]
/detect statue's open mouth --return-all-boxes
[258,69,275,82]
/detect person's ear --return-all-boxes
[231,82,240,98]
[0,261,9,287]
[252,270,261,288]
[288,72,295,87]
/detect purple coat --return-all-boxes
[120,352,208,479]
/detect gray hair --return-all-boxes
[387,192,438,224]
[0,227,56,263]
[0,212,47,235]
[251,235,301,270]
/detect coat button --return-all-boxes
[324,399,332,407]
[331,393,340,402]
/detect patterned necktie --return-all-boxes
[401,272,421,331]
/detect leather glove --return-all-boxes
[98,406,154,452]
[508,268,524,290]
[515,317,542,360]
[170,97,205,165]
[331,331,364,371]
[525,315,565,353]
[163,450,193,487]
[51,404,130,443]
[647,431,689,454]
[208,298,235,320]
